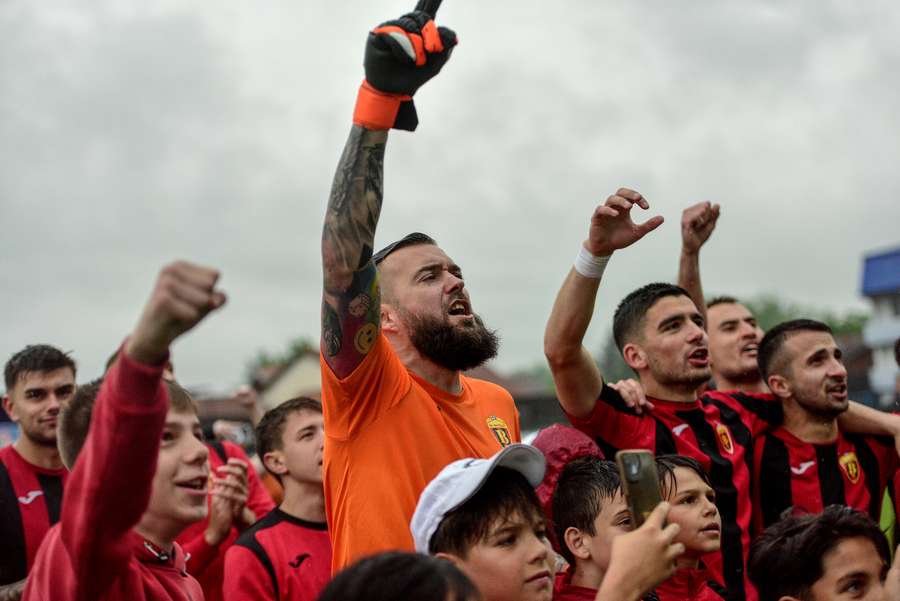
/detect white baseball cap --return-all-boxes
[410,443,546,554]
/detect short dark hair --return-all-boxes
[372,232,437,266]
[655,455,713,500]
[58,377,197,469]
[429,467,545,558]
[757,319,832,381]
[613,283,692,352]
[706,296,739,309]
[551,456,621,565]
[255,396,322,481]
[318,551,480,601]
[4,345,76,392]
[749,505,890,601]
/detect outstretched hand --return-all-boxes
[585,189,664,258]
[126,262,226,366]
[681,201,720,254]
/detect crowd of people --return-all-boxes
[3,3,900,601]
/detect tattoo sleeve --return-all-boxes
[321,126,388,378]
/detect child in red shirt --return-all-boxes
[223,397,332,601]
[23,261,227,601]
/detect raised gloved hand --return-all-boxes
[353,0,458,131]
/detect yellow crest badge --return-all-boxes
[715,423,734,455]
[487,416,512,448]
[839,452,861,484]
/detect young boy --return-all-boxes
[550,456,684,601]
[411,444,682,601]
[749,505,900,601]
[223,397,332,601]
[654,455,725,601]
[22,261,227,601]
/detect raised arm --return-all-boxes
[320,1,457,378]
[676,201,719,325]
[544,189,663,418]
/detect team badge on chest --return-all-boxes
[715,422,734,455]
[486,416,512,447]
[839,452,861,484]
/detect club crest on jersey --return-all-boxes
[839,452,861,484]
[715,423,734,455]
[487,416,512,447]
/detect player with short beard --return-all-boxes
[319,3,519,572]
[1,345,76,600]
[751,320,898,533]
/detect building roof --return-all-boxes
[862,246,900,296]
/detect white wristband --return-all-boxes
[574,246,611,279]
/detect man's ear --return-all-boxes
[767,374,791,400]
[2,395,16,422]
[262,450,288,477]
[564,527,592,561]
[381,303,400,335]
[622,343,648,372]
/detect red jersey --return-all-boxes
[655,565,726,601]
[177,440,275,601]
[753,427,897,532]
[22,351,204,601]
[223,508,332,601]
[566,385,781,601]
[0,445,68,584]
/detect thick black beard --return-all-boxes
[404,310,500,372]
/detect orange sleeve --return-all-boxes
[320,333,411,441]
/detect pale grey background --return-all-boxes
[2,1,898,391]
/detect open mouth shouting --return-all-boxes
[740,343,758,358]
[700,522,721,538]
[826,382,848,402]
[687,347,710,368]
[447,297,472,318]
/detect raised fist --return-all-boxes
[354,0,458,131]
[681,201,720,255]
[585,188,664,258]
[126,261,226,365]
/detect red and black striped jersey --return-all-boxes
[0,444,68,585]
[223,508,331,601]
[752,427,897,533]
[566,385,781,601]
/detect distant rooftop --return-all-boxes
[862,246,900,296]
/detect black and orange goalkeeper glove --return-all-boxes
[353,0,458,131]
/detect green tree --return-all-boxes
[245,336,316,383]
[741,295,868,335]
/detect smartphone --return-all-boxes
[615,449,662,528]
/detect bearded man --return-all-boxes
[318,2,520,573]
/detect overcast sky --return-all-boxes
[2,1,899,393]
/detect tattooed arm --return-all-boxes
[321,126,388,378]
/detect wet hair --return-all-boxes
[706,296,739,309]
[58,377,197,469]
[757,319,832,381]
[4,345,76,392]
[318,551,481,601]
[551,456,622,564]
[655,455,713,500]
[429,467,545,558]
[372,232,437,266]
[256,396,322,482]
[748,505,890,601]
[613,283,692,352]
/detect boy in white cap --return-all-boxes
[411,444,684,601]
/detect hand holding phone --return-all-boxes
[615,449,663,528]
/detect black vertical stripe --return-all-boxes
[654,419,678,455]
[758,435,793,528]
[0,462,27,585]
[816,444,846,508]
[847,435,884,519]
[36,474,64,525]
[678,408,747,601]
[242,534,280,600]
